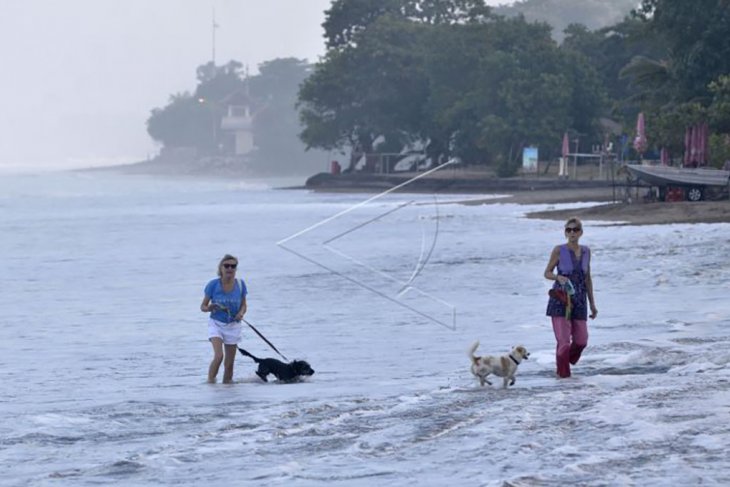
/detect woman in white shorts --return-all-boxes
[200,254,248,383]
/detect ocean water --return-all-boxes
[1,171,729,486]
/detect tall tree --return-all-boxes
[147,61,246,155]
[322,0,491,51]
[633,0,730,104]
[248,58,327,174]
[300,9,606,170]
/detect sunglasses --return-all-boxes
[222,263,238,269]
[565,227,582,233]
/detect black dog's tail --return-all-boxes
[237,347,261,363]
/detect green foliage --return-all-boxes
[147,58,324,174]
[147,92,219,152]
[708,134,730,169]
[322,0,491,49]
[633,0,730,104]
[561,18,667,137]
[194,61,245,102]
[496,0,638,42]
[300,2,607,168]
[147,61,246,154]
[300,14,432,163]
[248,58,326,174]
[614,0,730,157]
[645,103,705,156]
[323,0,401,50]
[707,76,730,167]
[708,75,730,133]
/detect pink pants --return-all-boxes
[551,316,588,378]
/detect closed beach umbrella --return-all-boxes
[691,124,699,164]
[695,123,703,166]
[699,122,708,165]
[684,126,692,166]
[633,112,647,155]
[562,132,569,159]
[660,147,668,165]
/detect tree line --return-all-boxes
[146,0,730,175]
[146,58,326,176]
[298,0,730,172]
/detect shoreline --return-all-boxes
[77,162,730,226]
[306,185,730,226]
[305,175,730,226]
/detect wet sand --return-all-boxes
[461,187,730,225]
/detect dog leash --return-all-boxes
[243,319,288,361]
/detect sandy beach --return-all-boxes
[460,187,730,225]
[304,167,730,226]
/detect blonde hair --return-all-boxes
[565,217,582,229]
[217,254,238,276]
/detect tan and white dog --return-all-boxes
[468,341,530,388]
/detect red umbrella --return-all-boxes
[684,126,692,166]
[633,112,647,155]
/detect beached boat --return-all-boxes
[625,164,730,187]
[625,164,730,201]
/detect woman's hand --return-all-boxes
[234,310,245,322]
[589,304,598,319]
[556,275,569,285]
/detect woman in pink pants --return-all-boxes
[544,217,598,378]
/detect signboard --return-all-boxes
[522,146,538,173]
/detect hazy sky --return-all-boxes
[0,0,509,169]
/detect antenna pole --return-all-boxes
[212,7,219,64]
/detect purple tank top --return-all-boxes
[547,244,590,320]
[558,244,589,274]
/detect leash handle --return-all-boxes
[243,319,288,361]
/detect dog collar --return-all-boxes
[509,354,520,365]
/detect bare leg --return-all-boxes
[208,338,224,383]
[222,344,238,384]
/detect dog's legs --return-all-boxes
[256,365,269,382]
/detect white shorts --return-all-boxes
[208,318,242,345]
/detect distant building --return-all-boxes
[219,88,256,156]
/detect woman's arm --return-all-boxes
[544,246,567,284]
[200,296,213,313]
[586,253,598,318]
[234,297,247,321]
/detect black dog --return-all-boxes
[237,348,314,382]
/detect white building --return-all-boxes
[220,89,256,155]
